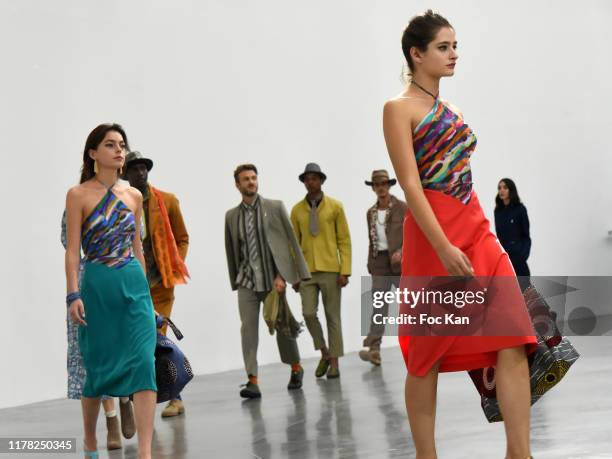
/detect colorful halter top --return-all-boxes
[412,98,477,204]
[81,187,136,268]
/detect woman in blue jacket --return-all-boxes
[495,178,531,286]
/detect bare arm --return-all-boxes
[65,188,82,295]
[65,188,86,325]
[383,99,472,276]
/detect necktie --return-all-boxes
[246,208,259,261]
[309,201,319,236]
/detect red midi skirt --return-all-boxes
[399,189,537,377]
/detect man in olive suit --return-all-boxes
[225,163,311,399]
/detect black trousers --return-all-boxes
[510,255,531,292]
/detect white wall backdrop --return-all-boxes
[1,0,610,409]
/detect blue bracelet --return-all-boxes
[66,291,81,306]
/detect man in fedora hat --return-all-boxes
[359,169,407,366]
[123,151,190,417]
[225,164,311,399]
[291,163,352,379]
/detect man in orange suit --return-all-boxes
[124,151,190,418]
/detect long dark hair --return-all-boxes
[402,10,453,75]
[495,177,522,210]
[79,123,129,184]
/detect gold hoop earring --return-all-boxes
[93,160,99,174]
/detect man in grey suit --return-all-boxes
[225,163,311,399]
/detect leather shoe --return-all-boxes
[119,400,135,439]
[287,367,304,390]
[105,415,122,450]
[315,359,330,378]
[161,399,185,418]
[240,381,262,399]
[327,366,340,379]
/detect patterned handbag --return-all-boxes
[155,315,194,403]
[468,284,580,422]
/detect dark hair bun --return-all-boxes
[401,10,452,73]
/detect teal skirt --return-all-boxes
[79,258,157,397]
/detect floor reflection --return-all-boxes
[361,367,414,457]
[1,338,609,458]
[242,399,272,458]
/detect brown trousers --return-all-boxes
[363,251,398,350]
[150,283,175,335]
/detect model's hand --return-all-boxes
[274,275,286,293]
[337,274,349,287]
[69,299,87,326]
[291,281,301,292]
[391,250,402,265]
[438,244,474,277]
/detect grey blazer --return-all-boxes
[225,196,311,291]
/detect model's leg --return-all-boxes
[235,288,263,398]
[361,264,392,365]
[101,398,114,412]
[301,275,331,377]
[320,272,343,369]
[364,272,387,343]
[119,397,136,439]
[496,345,531,459]
[264,287,296,369]
[275,311,304,389]
[405,363,440,459]
[237,287,262,378]
[300,275,327,353]
[510,256,531,292]
[276,324,301,366]
[81,396,102,455]
[153,285,185,416]
[132,389,156,459]
[101,398,121,449]
[150,284,175,336]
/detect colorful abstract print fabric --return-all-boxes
[412,98,477,205]
[81,189,136,268]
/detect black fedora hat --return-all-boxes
[299,163,327,182]
[123,151,153,176]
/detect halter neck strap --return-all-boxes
[410,79,439,100]
[94,175,118,191]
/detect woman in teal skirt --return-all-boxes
[64,123,157,459]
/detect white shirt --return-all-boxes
[375,210,388,251]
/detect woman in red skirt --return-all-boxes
[383,10,537,459]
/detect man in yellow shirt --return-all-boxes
[291,163,352,379]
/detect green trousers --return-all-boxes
[299,271,344,358]
[238,287,300,377]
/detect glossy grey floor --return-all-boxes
[2,337,611,459]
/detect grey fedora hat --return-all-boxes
[299,162,327,182]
